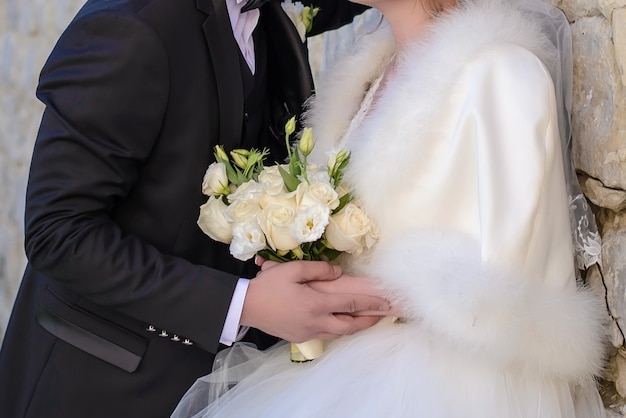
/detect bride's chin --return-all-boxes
[349,0,372,6]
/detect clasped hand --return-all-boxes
[239,259,393,343]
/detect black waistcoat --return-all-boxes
[233,20,282,349]
[238,20,289,163]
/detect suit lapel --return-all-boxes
[197,0,244,149]
[263,0,314,120]
[195,0,314,145]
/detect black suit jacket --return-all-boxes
[0,0,367,416]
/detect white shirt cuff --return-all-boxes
[219,278,250,346]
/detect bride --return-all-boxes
[173,0,608,416]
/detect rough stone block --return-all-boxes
[571,16,626,190]
[582,175,626,211]
[614,9,626,86]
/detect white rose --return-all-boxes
[280,1,307,42]
[197,196,233,244]
[229,180,262,203]
[307,169,331,184]
[259,190,297,212]
[362,208,379,250]
[225,198,261,223]
[201,162,229,196]
[291,204,330,243]
[259,205,300,251]
[258,165,287,196]
[304,162,322,175]
[297,162,327,184]
[324,203,372,254]
[296,180,339,211]
[229,220,266,261]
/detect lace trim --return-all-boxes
[338,70,386,147]
[569,193,602,270]
[338,53,397,148]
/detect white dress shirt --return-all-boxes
[225,0,260,74]
[219,0,259,345]
[219,278,250,345]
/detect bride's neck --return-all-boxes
[380,1,433,52]
[378,0,457,52]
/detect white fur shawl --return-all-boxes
[306,0,607,383]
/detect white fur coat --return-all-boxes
[306,0,606,383]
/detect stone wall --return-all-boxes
[557,0,626,416]
[0,0,87,337]
[0,0,624,414]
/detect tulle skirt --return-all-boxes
[172,318,606,418]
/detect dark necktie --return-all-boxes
[241,0,271,13]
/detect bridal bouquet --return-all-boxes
[197,117,377,361]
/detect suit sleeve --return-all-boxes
[24,11,236,353]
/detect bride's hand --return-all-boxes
[308,275,402,317]
[254,256,400,318]
[240,260,392,343]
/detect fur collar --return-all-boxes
[306,0,554,158]
[305,0,557,226]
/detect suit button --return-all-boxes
[182,339,193,346]
[146,325,157,332]
[171,335,181,342]
[159,330,169,337]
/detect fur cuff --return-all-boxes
[367,229,607,382]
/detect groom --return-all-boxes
[0,0,385,416]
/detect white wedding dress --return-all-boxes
[174,325,605,417]
[173,1,607,416]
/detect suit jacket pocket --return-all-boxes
[36,286,148,373]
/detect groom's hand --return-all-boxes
[239,260,391,343]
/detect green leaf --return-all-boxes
[224,162,239,186]
[333,192,353,214]
[278,165,300,192]
[332,153,351,187]
[244,148,270,178]
[234,167,248,186]
[257,248,292,263]
[288,149,302,177]
[322,248,341,261]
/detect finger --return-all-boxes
[321,293,391,314]
[259,260,279,271]
[334,312,383,325]
[318,313,381,337]
[281,261,342,283]
[350,302,402,317]
[308,275,384,297]
[254,255,265,266]
[351,309,396,317]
